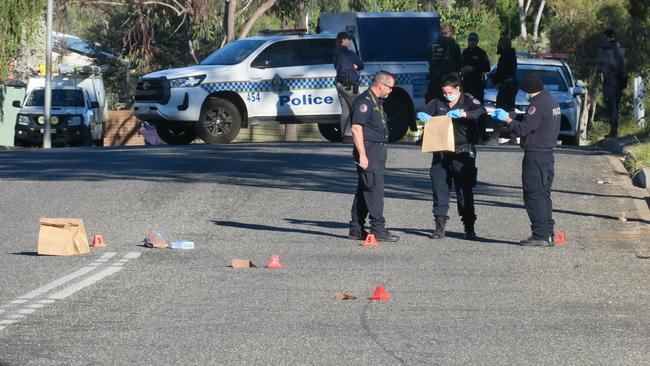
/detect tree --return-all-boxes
[517,0,546,39]
[0,0,46,80]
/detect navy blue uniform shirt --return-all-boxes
[461,46,490,82]
[418,93,486,146]
[333,45,363,82]
[350,89,388,143]
[490,48,517,85]
[509,90,561,152]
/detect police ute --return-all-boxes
[134,12,441,144]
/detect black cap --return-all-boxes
[336,31,352,41]
[604,28,615,37]
[468,32,479,41]
[521,73,545,93]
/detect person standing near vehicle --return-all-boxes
[426,24,461,103]
[461,32,491,142]
[416,73,486,240]
[597,28,627,138]
[333,31,364,142]
[490,73,561,247]
[348,71,399,242]
[489,37,518,144]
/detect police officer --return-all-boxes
[489,36,518,111]
[491,73,561,247]
[461,32,491,143]
[426,24,461,103]
[334,31,364,141]
[597,28,627,138]
[461,32,490,103]
[348,71,399,242]
[416,73,486,240]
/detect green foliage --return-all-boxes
[0,0,46,79]
[348,0,419,12]
[439,7,491,43]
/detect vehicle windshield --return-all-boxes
[25,89,84,107]
[200,40,267,65]
[487,67,569,92]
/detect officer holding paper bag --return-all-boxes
[416,73,486,240]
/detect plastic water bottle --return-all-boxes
[170,240,194,249]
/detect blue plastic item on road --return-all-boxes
[170,240,194,249]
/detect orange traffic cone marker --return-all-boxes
[363,233,379,247]
[91,234,105,248]
[554,231,566,245]
[267,255,282,269]
[370,285,391,301]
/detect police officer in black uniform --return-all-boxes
[489,36,518,111]
[491,73,561,247]
[461,32,491,143]
[597,28,627,138]
[348,71,399,242]
[416,73,486,240]
[426,24,461,103]
[333,31,364,141]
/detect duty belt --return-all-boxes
[455,144,475,154]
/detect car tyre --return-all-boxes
[196,98,241,144]
[317,123,343,142]
[155,124,197,145]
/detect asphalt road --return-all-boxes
[0,142,648,365]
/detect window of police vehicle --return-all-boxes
[201,39,266,65]
[251,39,336,68]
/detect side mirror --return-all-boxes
[573,86,586,96]
[575,80,585,88]
[90,101,99,108]
[12,100,21,108]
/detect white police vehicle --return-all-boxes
[484,56,586,144]
[134,12,441,144]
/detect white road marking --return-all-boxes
[124,252,141,259]
[100,253,117,260]
[37,299,55,304]
[7,314,25,319]
[94,259,109,262]
[0,320,18,325]
[26,304,45,309]
[48,266,123,300]
[19,266,97,300]
[17,309,35,314]
[10,300,28,304]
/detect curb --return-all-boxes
[597,137,650,193]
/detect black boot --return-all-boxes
[429,216,448,239]
[464,223,477,240]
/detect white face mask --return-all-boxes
[445,93,459,102]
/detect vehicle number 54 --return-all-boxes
[246,92,261,102]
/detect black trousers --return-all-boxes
[429,151,477,225]
[522,151,555,239]
[350,142,387,233]
[603,76,623,137]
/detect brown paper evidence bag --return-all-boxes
[421,115,455,153]
[37,218,90,256]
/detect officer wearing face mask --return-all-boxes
[490,73,561,247]
[416,72,486,240]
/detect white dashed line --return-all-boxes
[49,265,123,300]
[0,251,140,332]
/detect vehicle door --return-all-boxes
[248,38,338,119]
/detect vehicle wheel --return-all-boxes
[196,98,241,144]
[383,94,412,142]
[155,124,197,145]
[317,123,343,142]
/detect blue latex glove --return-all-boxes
[491,108,509,122]
[446,109,463,119]
[416,112,432,123]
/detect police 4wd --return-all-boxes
[134,12,442,144]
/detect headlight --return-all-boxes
[17,115,31,125]
[559,100,574,109]
[67,116,82,126]
[169,75,206,88]
[36,116,61,125]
